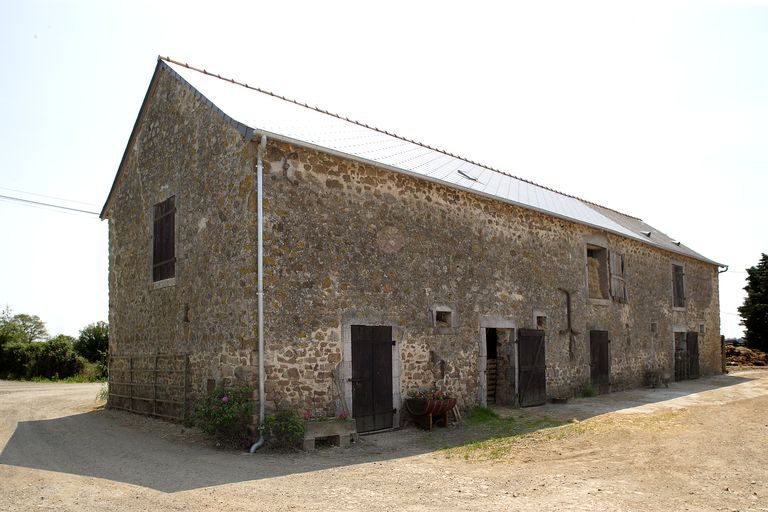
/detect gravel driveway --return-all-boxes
[1,372,767,511]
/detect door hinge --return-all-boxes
[393,408,398,414]
[392,340,396,346]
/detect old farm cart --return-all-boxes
[108,354,189,421]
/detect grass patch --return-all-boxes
[444,408,688,461]
[96,383,109,401]
[27,374,106,383]
[466,406,500,424]
[465,406,562,436]
[440,406,565,460]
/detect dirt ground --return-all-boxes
[1,371,768,512]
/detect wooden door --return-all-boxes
[590,330,610,394]
[687,332,700,379]
[517,329,546,407]
[351,325,393,433]
[674,332,689,382]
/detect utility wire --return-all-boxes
[0,193,99,215]
[0,186,100,208]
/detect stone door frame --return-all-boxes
[478,316,516,407]
[341,315,402,429]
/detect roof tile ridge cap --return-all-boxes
[159,56,641,221]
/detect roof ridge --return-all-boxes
[159,56,641,221]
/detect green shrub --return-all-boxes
[582,383,597,397]
[74,321,108,363]
[0,336,83,380]
[36,335,84,379]
[193,385,254,449]
[77,361,107,382]
[264,409,305,450]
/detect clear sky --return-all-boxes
[0,1,765,338]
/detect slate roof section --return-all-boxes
[103,57,722,267]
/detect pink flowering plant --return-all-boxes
[192,385,254,449]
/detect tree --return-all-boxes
[738,253,768,351]
[74,321,109,363]
[0,308,48,345]
[11,313,49,343]
[0,307,23,346]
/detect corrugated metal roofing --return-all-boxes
[159,59,720,266]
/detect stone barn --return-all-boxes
[101,57,724,432]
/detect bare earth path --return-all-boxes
[1,372,767,511]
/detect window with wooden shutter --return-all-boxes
[586,246,609,300]
[152,196,176,282]
[672,264,685,308]
[610,251,627,303]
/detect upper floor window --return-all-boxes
[587,245,609,300]
[153,196,176,282]
[672,264,685,308]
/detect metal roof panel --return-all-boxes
[162,60,720,265]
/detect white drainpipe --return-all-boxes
[250,134,267,453]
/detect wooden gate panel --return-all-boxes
[108,354,189,421]
[517,328,546,407]
[590,330,610,394]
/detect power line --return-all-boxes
[0,186,99,208]
[0,193,99,215]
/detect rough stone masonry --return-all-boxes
[103,62,721,424]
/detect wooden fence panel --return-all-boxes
[108,354,189,421]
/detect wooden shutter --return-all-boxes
[610,251,627,303]
[152,196,176,282]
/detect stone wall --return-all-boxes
[107,68,260,401]
[260,138,722,414]
[106,65,721,421]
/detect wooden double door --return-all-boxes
[675,331,700,381]
[351,325,393,433]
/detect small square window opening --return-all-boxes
[435,310,452,327]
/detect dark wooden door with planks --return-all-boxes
[687,332,700,379]
[351,325,393,433]
[517,329,546,407]
[675,331,700,381]
[590,330,611,394]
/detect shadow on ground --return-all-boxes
[0,371,759,493]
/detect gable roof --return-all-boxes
[102,57,723,267]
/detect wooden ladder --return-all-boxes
[486,358,497,405]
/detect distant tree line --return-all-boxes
[739,253,768,352]
[0,307,108,381]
